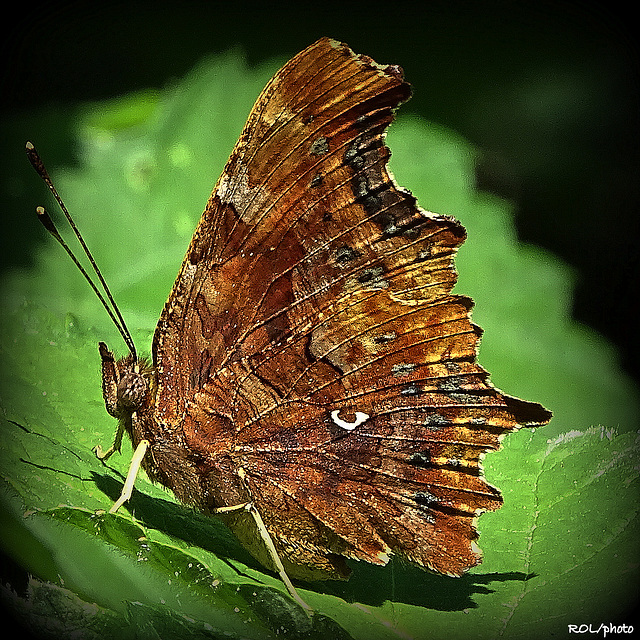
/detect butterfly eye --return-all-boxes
[116,371,148,411]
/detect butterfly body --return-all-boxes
[98,37,551,583]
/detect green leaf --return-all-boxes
[1,48,638,639]
[2,578,125,640]
[498,428,640,635]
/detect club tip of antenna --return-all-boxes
[35,206,60,237]
[25,142,43,173]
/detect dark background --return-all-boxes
[1,0,638,387]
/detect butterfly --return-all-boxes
[28,37,551,611]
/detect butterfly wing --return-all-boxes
[153,37,551,579]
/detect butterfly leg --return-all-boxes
[93,420,125,461]
[105,446,313,612]
[246,501,314,614]
[108,439,149,513]
[213,472,313,614]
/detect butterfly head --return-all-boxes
[99,341,155,419]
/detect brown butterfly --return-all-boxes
[28,37,551,611]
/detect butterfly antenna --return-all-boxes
[26,142,137,360]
